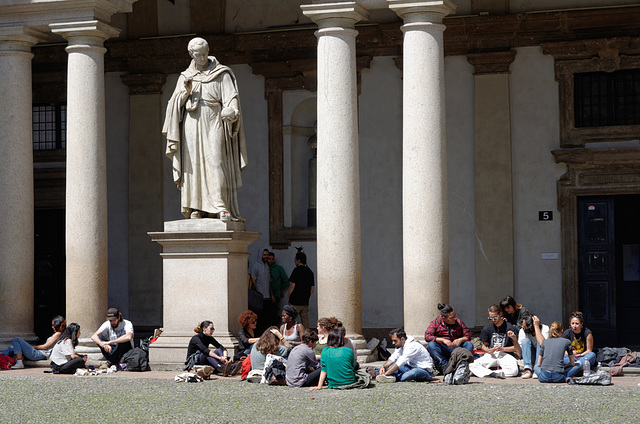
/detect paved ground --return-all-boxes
[1,366,640,423]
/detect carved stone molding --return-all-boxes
[120,72,167,95]
[542,38,640,148]
[553,147,640,322]
[466,50,516,74]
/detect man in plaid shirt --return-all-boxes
[424,303,474,372]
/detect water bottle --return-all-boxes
[583,360,590,375]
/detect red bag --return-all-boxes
[0,354,16,370]
[240,354,251,380]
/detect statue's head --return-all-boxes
[188,37,210,68]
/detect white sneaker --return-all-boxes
[376,374,396,383]
[12,360,24,369]
[521,370,533,379]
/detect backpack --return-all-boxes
[121,347,150,371]
[0,354,16,370]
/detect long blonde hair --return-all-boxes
[549,321,563,338]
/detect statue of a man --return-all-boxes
[162,37,247,220]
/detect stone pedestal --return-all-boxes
[148,220,259,369]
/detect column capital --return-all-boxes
[50,20,119,47]
[120,73,167,95]
[301,1,370,29]
[467,50,517,75]
[0,27,48,52]
[388,0,456,24]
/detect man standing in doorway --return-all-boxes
[268,251,289,319]
[250,248,274,332]
[288,251,314,329]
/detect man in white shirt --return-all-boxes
[376,328,434,383]
[91,307,134,367]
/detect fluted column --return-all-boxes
[0,27,48,344]
[389,0,456,339]
[51,21,119,334]
[301,2,368,340]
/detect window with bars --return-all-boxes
[574,70,640,128]
[33,104,66,150]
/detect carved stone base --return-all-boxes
[148,220,259,369]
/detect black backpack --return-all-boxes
[121,347,151,372]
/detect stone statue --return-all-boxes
[162,37,247,220]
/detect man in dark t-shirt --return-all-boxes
[468,304,522,378]
[288,252,314,328]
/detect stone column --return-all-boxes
[0,27,47,344]
[467,51,517,324]
[120,73,166,332]
[301,2,368,341]
[51,21,119,334]
[389,0,456,339]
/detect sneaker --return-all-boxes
[222,361,233,377]
[12,360,25,369]
[490,371,506,379]
[230,361,242,376]
[532,372,537,379]
[376,374,396,383]
[521,370,533,379]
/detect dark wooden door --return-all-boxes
[577,198,616,347]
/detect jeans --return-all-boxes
[427,341,474,371]
[563,352,596,377]
[197,347,225,369]
[393,364,432,382]
[520,338,541,371]
[98,335,132,366]
[534,365,568,383]
[0,337,47,361]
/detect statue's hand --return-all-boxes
[167,142,178,153]
[221,107,238,123]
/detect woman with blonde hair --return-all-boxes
[534,321,580,383]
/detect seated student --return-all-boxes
[286,329,321,387]
[250,326,291,371]
[519,314,549,379]
[315,317,357,361]
[376,328,434,383]
[236,310,259,359]
[468,304,521,379]
[425,303,474,372]
[90,307,134,367]
[49,323,87,374]
[280,305,305,347]
[534,321,581,383]
[185,320,232,375]
[562,311,596,375]
[310,326,371,390]
[1,315,66,369]
[500,295,530,330]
